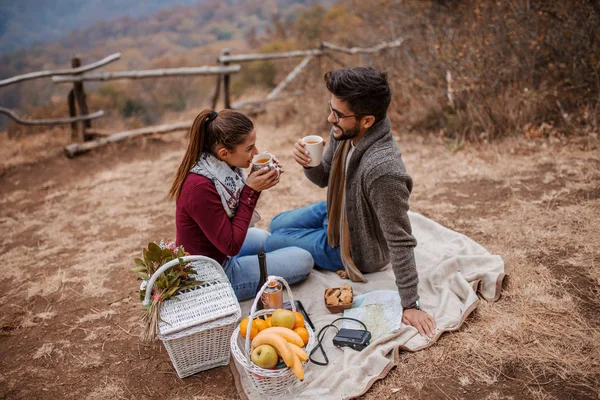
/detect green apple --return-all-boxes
[250,344,279,369]
[270,309,296,329]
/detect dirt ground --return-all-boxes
[0,122,598,400]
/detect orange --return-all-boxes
[294,327,309,346]
[293,312,305,329]
[253,318,268,332]
[240,317,259,339]
[265,317,272,328]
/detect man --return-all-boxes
[266,66,435,337]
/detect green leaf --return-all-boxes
[130,266,147,273]
[178,257,188,268]
[148,242,161,253]
[147,242,162,262]
[160,274,169,288]
[137,272,149,280]
[134,258,145,266]
[166,285,179,298]
[162,248,173,259]
[179,280,204,291]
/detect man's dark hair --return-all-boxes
[324,66,391,122]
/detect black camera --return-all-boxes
[332,328,371,351]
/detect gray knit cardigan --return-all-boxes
[304,117,419,308]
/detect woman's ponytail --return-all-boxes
[168,109,212,200]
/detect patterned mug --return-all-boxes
[251,152,281,177]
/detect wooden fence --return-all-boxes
[0,39,403,157]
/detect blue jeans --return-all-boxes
[265,201,344,272]
[223,227,314,301]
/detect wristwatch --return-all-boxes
[406,299,420,310]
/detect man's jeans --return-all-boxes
[265,201,344,271]
[223,227,314,301]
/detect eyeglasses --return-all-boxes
[328,100,362,123]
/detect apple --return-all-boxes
[251,344,279,369]
[270,309,296,330]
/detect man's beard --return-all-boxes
[333,123,360,141]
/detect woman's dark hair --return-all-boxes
[324,66,391,122]
[169,109,254,200]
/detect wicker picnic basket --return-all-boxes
[230,276,315,397]
[143,255,241,378]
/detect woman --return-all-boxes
[169,109,314,300]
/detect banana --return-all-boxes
[289,350,304,381]
[257,327,305,348]
[251,332,295,368]
[287,342,308,362]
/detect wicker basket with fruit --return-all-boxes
[230,276,315,397]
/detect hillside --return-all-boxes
[0,0,331,128]
[0,0,203,54]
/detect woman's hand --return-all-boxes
[272,155,285,175]
[246,166,280,192]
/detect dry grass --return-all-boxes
[363,134,600,399]
[0,126,73,171]
[0,118,598,399]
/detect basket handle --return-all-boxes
[142,255,221,306]
[244,275,296,358]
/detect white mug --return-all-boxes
[251,152,281,177]
[302,135,324,167]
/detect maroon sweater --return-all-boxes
[175,173,260,265]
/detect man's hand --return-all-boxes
[402,308,436,338]
[293,139,326,167]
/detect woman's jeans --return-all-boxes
[265,201,344,272]
[223,227,314,301]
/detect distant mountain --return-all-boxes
[0,0,329,128]
[0,0,204,54]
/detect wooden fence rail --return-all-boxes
[217,39,404,109]
[0,107,104,126]
[0,53,121,88]
[320,39,404,54]
[52,65,240,83]
[218,49,325,64]
[64,121,192,157]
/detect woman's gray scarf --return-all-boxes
[190,152,247,218]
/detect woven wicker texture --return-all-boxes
[146,255,241,378]
[188,259,229,283]
[159,282,239,336]
[231,276,315,397]
[163,309,240,378]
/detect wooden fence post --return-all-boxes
[222,48,231,109]
[71,56,91,141]
[211,49,225,110]
[211,74,221,110]
[67,90,77,140]
[317,43,325,79]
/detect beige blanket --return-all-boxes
[231,211,506,399]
